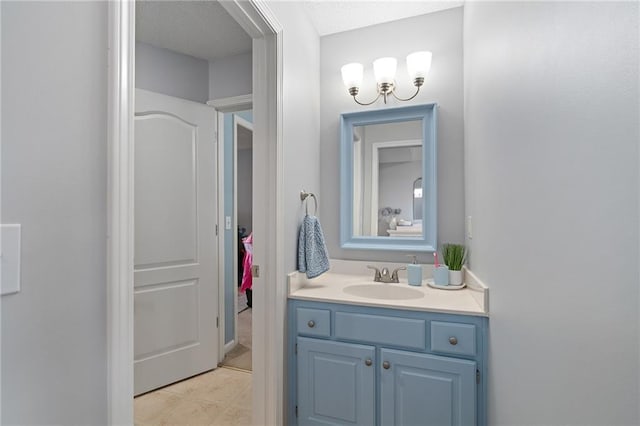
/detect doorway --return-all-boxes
[107,0,283,424]
[132,0,253,401]
[107,1,283,423]
[220,110,253,371]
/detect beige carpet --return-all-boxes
[221,307,252,371]
[134,367,252,426]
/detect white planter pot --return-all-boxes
[448,269,463,286]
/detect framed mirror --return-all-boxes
[340,103,437,251]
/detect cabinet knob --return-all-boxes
[365,358,372,366]
[449,336,458,345]
[382,361,391,370]
[307,320,315,328]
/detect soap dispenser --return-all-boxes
[406,255,422,286]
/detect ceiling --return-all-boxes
[301,0,464,36]
[135,1,463,61]
[136,0,252,61]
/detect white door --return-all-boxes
[133,89,218,395]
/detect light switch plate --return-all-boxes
[1,224,21,296]
[225,216,232,230]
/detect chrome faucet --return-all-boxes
[366,265,407,283]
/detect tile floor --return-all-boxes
[134,367,252,426]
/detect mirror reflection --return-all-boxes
[413,177,423,222]
[340,103,437,252]
[352,120,423,238]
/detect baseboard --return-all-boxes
[224,339,237,354]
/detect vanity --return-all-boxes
[286,263,489,426]
[288,103,488,425]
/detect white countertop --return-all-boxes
[288,260,489,317]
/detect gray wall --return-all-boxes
[209,52,252,100]
[268,2,321,275]
[237,147,253,232]
[1,2,108,424]
[136,43,252,104]
[464,2,639,424]
[320,7,464,263]
[136,41,209,103]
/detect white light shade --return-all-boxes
[341,63,364,89]
[406,51,432,80]
[373,57,397,85]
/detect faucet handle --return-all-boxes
[366,265,382,282]
[391,266,407,282]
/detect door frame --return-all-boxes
[207,97,253,359]
[107,1,283,424]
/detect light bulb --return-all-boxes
[407,51,432,81]
[373,57,397,85]
[341,63,363,90]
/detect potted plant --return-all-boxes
[442,243,467,285]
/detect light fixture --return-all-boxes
[341,51,432,105]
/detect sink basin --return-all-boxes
[343,284,424,300]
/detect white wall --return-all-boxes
[261,5,320,424]
[1,2,108,424]
[268,2,321,276]
[464,2,639,424]
[320,7,464,263]
[208,52,252,100]
[136,41,209,103]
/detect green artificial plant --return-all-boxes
[442,243,467,271]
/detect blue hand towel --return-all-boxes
[298,215,330,279]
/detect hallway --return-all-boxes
[221,293,252,371]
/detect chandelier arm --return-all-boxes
[390,86,421,102]
[353,92,382,106]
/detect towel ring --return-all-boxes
[300,190,318,216]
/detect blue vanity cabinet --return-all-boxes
[297,338,376,425]
[380,349,476,426]
[288,299,488,426]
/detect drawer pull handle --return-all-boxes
[365,358,372,367]
[449,336,458,345]
[307,320,315,328]
[382,361,391,370]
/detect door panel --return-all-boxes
[134,89,218,396]
[134,279,200,359]
[297,337,375,426]
[380,349,476,426]
[135,114,197,268]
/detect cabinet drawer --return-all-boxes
[430,321,477,356]
[335,312,426,350]
[296,308,331,337]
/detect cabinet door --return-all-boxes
[297,337,375,426]
[380,349,476,426]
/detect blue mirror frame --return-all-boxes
[340,103,437,252]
